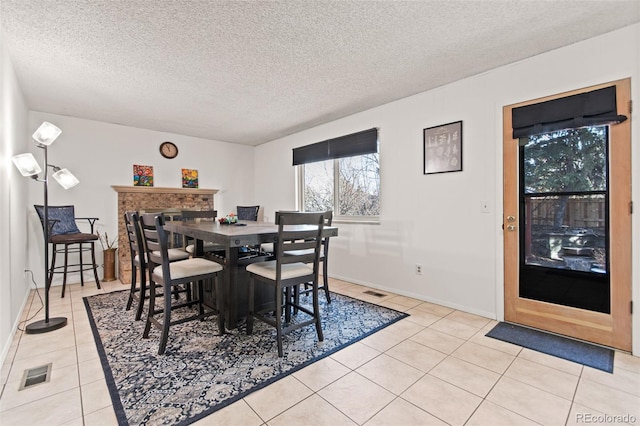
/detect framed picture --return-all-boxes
[133,164,154,186]
[182,168,199,188]
[423,120,463,174]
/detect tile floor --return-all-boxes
[1,278,639,425]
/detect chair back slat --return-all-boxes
[140,213,166,267]
[275,212,324,271]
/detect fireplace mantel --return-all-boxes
[111,186,218,195]
[113,185,218,283]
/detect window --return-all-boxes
[294,128,380,221]
[300,152,380,219]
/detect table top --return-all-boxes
[164,220,338,248]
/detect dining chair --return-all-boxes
[246,212,325,357]
[180,210,224,256]
[140,213,224,355]
[124,211,193,321]
[34,205,101,298]
[236,205,260,221]
[294,210,333,304]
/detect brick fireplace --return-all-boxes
[112,186,218,283]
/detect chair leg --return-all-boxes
[126,264,137,311]
[143,278,155,338]
[214,275,224,334]
[90,242,101,289]
[275,284,284,357]
[313,280,324,342]
[78,242,85,287]
[197,280,205,318]
[135,270,146,321]
[158,282,172,355]
[246,277,254,335]
[61,244,69,298]
[322,258,331,303]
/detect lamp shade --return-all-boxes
[12,153,42,176]
[52,168,79,189]
[32,122,62,146]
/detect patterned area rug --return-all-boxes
[84,290,408,426]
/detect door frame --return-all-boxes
[503,78,632,351]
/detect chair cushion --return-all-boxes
[185,242,223,255]
[153,258,223,280]
[50,232,98,244]
[152,249,190,261]
[35,205,81,235]
[246,260,313,280]
[283,247,325,258]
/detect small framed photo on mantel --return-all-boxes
[423,120,462,174]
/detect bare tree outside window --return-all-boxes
[302,153,380,218]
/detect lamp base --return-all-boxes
[25,317,68,334]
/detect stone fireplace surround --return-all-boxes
[112,186,218,283]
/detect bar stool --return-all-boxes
[34,205,101,297]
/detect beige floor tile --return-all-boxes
[268,394,356,426]
[469,329,523,356]
[60,416,85,426]
[376,300,412,312]
[517,348,583,376]
[452,341,515,374]
[487,376,572,425]
[1,363,79,412]
[244,375,312,421]
[445,310,491,328]
[581,364,640,396]
[83,405,118,426]
[78,358,105,385]
[565,402,606,426]
[330,341,381,370]
[192,399,263,426]
[410,327,465,355]
[615,351,640,373]
[6,346,78,383]
[574,377,640,419]
[401,374,482,426]
[360,328,406,352]
[76,341,100,363]
[411,301,455,317]
[466,400,540,426]
[292,357,351,392]
[365,397,448,426]
[381,318,424,339]
[386,340,446,373]
[403,308,442,327]
[429,356,500,397]
[386,295,422,309]
[80,378,112,414]
[14,330,76,359]
[356,353,424,395]
[505,357,579,400]
[428,317,480,340]
[0,387,82,426]
[318,372,395,425]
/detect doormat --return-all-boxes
[84,290,408,425]
[486,322,614,373]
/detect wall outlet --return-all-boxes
[416,264,422,275]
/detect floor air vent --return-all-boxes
[363,290,387,298]
[19,363,52,390]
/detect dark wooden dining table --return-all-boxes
[164,220,338,330]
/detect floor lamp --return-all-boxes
[12,122,80,334]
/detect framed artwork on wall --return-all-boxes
[133,164,154,186]
[423,120,463,174]
[182,169,198,188]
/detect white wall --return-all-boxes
[1,27,30,364]
[24,113,256,285]
[254,24,640,354]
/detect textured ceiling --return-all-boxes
[2,1,639,146]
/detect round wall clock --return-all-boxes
[159,141,178,159]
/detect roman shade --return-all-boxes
[293,128,378,166]
[512,86,627,139]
